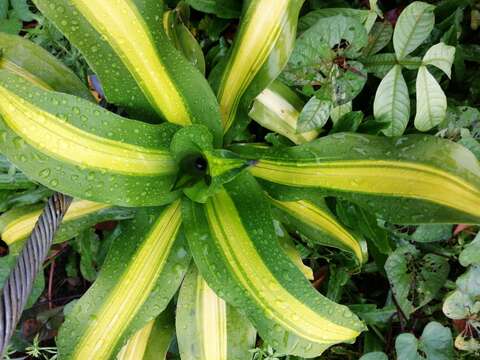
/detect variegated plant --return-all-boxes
[0,0,479,359]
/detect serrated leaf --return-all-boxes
[374,65,411,136]
[297,97,332,132]
[393,1,435,59]
[422,43,456,78]
[414,66,447,131]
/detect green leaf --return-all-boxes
[374,65,411,136]
[118,307,175,360]
[414,65,447,131]
[362,22,393,57]
[0,0,8,20]
[395,333,422,360]
[249,81,319,144]
[459,233,480,267]
[57,203,191,359]
[297,97,332,132]
[349,304,396,326]
[163,6,206,75]
[33,0,223,139]
[395,322,454,360]
[269,194,367,265]
[422,43,456,78]
[72,228,100,282]
[385,245,417,318]
[215,0,304,139]
[183,172,365,358]
[176,265,256,360]
[360,352,388,360]
[11,0,36,21]
[0,17,22,35]
[0,71,181,207]
[393,1,435,59]
[385,245,450,318]
[283,15,368,87]
[0,199,134,254]
[234,133,480,224]
[411,224,452,243]
[0,32,93,100]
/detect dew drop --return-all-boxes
[39,168,50,178]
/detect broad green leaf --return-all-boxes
[269,195,367,265]
[185,0,242,19]
[443,267,480,320]
[396,334,422,360]
[117,308,175,360]
[422,43,456,78]
[0,32,92,99]
[414,66,447,131]
[385,245,449,318]
[420,322,454,360]
[362,22,393,57]
[330,102,352,124]
[249,81,319,144]
[349,304,396,326]
[411,224,452,243]
[0,199,134,253]
[0,71,180,207]
[395,322,454,360]
[297,97,332,132]
[385,245,417,318]
[282,15,368,87]
[11,0,36,21]
[57,203,191,360]
[176,266,256,360]
[216,0,304,137]
[235,133,480,224]
[163,6,206,75]
[393,2,435,59]
[183,172,365,358]
[459,233,480,267]
[374,65,410,136]
[33,0,222,140]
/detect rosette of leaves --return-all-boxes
[0,1,480,359]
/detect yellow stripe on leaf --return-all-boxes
[0,59,52,90]
[217,0,290,132]
[251,160,480,219]
[117,321,154,360]
[70,0,190,125]
[206,189,359,343]
[0,86,176,176]
[197,273,228,359]
[271,198,365,264]
[1,200,110,246]
[72,200,182,360]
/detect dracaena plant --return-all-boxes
[0,0,480,359]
